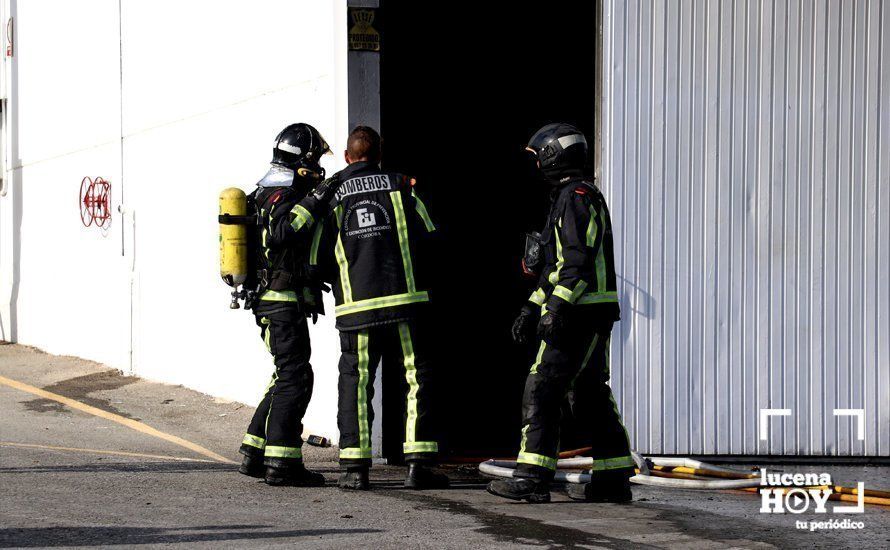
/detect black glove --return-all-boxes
[537,310,565,346]
[511,305,539,344]
[311,174,342,203]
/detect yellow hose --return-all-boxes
[642,468,890,507]
[830,485,890,499]
[652,465,757,479]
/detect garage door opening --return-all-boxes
[378,1,600,459]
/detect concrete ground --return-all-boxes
[1,344,887,549]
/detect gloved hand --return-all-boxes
[511,305,539,344]
[310,174,342,204]
[537,310,565,346]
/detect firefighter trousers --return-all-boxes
[239,304,313,466]
[516,314,633,481]
[337,320,439,468]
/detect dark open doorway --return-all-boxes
[378,1,598,459]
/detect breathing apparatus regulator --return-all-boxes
[218,123,331,310]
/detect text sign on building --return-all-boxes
[348,8,381,52]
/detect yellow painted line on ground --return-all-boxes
[0,441,214,463]
[0,374,237,464]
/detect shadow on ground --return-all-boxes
[0,525,381,547]
[0,461,238,475]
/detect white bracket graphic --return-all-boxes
[833,409,865,441]
[759,409,792,441]
[833,482,865,513]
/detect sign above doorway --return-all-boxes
[348,7,381,52]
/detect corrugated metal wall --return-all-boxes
[602,0,890,456]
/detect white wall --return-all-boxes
[0,0,349,440]
[603,0,890,456]
[0,0,128,368]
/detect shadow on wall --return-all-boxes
[615,276,657,347]
[617,275,657,320]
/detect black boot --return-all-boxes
[566,478,633,503]
[404,463,450,490]
[238,454,265,478]
[338,468,370,491]
[487,478,551,503]
[264,463,326,487]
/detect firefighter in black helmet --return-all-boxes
[309,126,449,491]
[487,123,634,504]
[237,122,341,486]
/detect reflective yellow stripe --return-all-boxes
[412,190,436,232]
[290,204,314,231]
[552,285,573,302]
[334,291,429,317]
[581,333,599,372]
[261,317,272,352]
[529,340,547,374]
[390,191,417,293]
[548,217,565,286]
[309,223,324,265]
[242,434,265,449]
[517,424,557,470]
[553,281,589,304]
[357,332,370,452]
[335,235,352,302]
[260,208,271,262]
[529,287,546,306]
[339,447,372,459]
[519,424,529,457]
[403,441,438,454]
[588,455,635,471]
[586,204,598,247]
[517,452,557,471]
[576,291,619,305]
[571,333,600,390]
[571,280,589,301]
[259,289,299,302]
[264,446,302,459]
[594,205,607,290]
[606,338,632,446]
[333,206,353,303]
[548,270,559,286]
[398,323,419,444]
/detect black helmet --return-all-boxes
[526,123,588,182]
[271,123,330,178]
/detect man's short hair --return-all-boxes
[347,126,382,162]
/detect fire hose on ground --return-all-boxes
[478,452,890,507]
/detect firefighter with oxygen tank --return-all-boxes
[218,123,341,486]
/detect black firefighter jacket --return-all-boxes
[527,177,621,322]
[310,161,436,331]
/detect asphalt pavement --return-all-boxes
[1,343,887,549]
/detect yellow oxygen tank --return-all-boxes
[219,187,248,288]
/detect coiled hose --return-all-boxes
[478,454,762,489]
[479,453,890,506]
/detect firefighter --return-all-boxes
[310,126,449,491]
[238,123,341,486]
[487,123,634,504]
